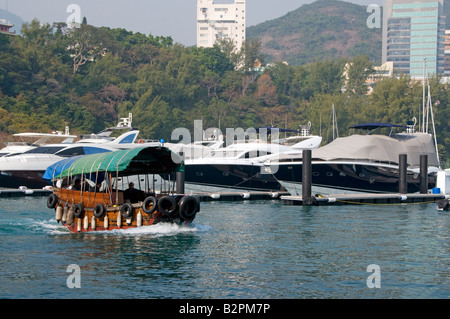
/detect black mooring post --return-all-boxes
[420,154,428,194]
[176,170,185,195]
[302,150,312,204]
[399,154,407,194]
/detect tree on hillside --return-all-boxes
[255,74,278,107]
[345,55,374,96]
[306,59,345,96]
[68,24,111,74]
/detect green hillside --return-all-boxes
[247,0,382,65]
[0,13,449,164]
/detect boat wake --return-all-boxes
[35,218,212,237]
[103,222,212,237]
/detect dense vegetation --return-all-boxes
[0,18,449,166]
[247,0,383,65]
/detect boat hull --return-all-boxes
[50,189,198,233]
[0,170,48,189]
[183,163,285,192]
[269,161,437,195]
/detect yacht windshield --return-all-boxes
[23,146,66,154]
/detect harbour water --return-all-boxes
[0,197,448,299]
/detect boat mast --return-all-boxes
[422,58,426,133]
[425,72,441,169]
[332,103,339,140]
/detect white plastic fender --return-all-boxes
[242,193,251,199]
[210,193,221,199]
[62,206,68,225]
[91,216,96,231]
[126,217,132,226]
[77,218,82,233]
[270,193,279,198]
[83,215,89,230]
[104,215,109,230]
[117,211,122,228]
[67,207,75,225]
[55,206,63,223]
[137,212,143,227]
[399,195,408,201]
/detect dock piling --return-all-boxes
[302,149,315,205]
[399,154,407,194]
[176,170,185,195]
[420,154,428,194]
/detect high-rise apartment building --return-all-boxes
[382,0,445,78]
[445,30,450,76]
[197,0,246,50]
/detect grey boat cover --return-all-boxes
[270,133,439,167]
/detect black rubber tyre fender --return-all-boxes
[93,204,106,218]
[142,196,158,215]
[47,194,58,209]
[178,196,200,220]
[74,203,84,218]
[120,203,133,219]
[157,196,177,217]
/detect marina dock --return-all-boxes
[0,189,52,198]
[191,191,289,202]
[280,193,448,206]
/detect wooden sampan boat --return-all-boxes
[44,146,200,233]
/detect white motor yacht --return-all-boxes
[0,115,140,189]
[0,127,76,157]
[171,125,322,193]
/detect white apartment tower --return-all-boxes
[197,0,246,50]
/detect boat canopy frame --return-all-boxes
[44,146,184,183]
[43,146,184,206]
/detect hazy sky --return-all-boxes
[2,0,383,45]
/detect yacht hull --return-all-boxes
[269,161,437,195]
[183,163,285,192]
[0,170,48,189]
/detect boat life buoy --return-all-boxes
[93,204,106,218]
[120,203,133,219]
[178,196,200,220]
[142,196,158,214]
[158,196,177,217]
[47,194,58,209]
[74,203,84,218]
[138,139,144,144]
